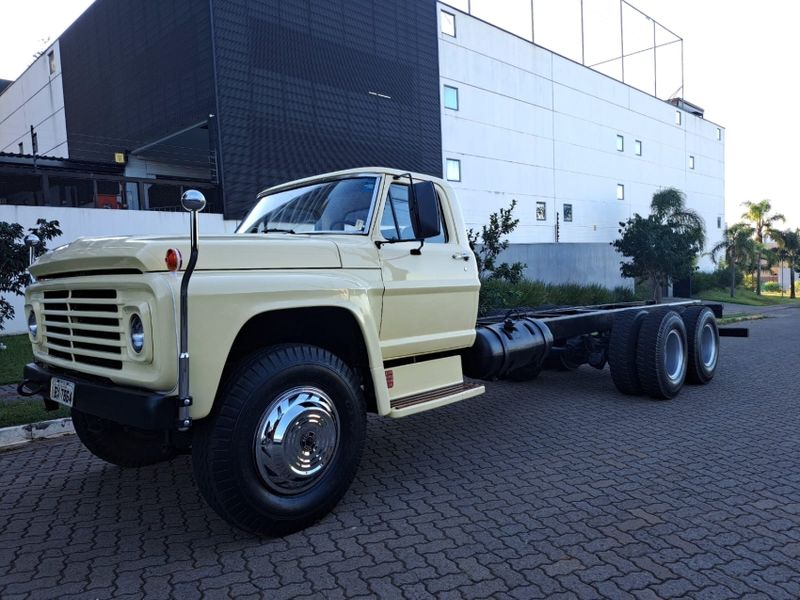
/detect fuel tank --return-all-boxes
[463,317,554,380]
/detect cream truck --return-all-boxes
[18,167,735,535]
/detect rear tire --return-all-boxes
[636,310,688,400]
[192,344,366,536]
[71,408,176,467]
[682,306,719,384]
[608,310,648,395]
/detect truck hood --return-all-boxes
[30,234,343,277]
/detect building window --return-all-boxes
[717,216,722,229]
[616,135,624,152]
[443,85,459,110]
[47,50,55,75]
[635,140,642,156]
[445,158,461,181]
[716,127,722,140]
[563,204,573,222]
[616,184,625,200]
[689,155,695,170]
[675,110,682,125]
[441,11,456,37]
[536,202,547,221]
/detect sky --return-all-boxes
[1,0,798,230]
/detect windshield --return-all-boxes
[237,176,379,234]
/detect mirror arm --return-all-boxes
[410,239,425,256]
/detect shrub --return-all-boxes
[762,281,781,293]
[0,219,62,331]
[478,279,635,316]
[692,267,743,293]
[467,200,526,283]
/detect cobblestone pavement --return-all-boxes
[1,308,800,599]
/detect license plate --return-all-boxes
[50,377,75,407]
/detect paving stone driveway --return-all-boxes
[1,307,800,599]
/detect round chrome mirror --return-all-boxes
[181,190,207,212]
[24,233,40,248]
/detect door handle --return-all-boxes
[452,252,471,261]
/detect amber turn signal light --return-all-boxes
[165,248,183,272]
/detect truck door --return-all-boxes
[377,181,479,359]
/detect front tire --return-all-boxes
[192,344,366,536]
[71,408,176,467]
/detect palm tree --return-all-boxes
[709,222,756,298]
[773,229,800,299]
[651,188,705,302]
[741,200,785,294]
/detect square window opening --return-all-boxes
[675,110,682,125]
[716,127,722,140]
[536,202,547,221]
[616,135,624,152]
[689,155,695,170]
[717,216,722,229]
[563,204,573,222]
[635,140,642,156]
[443,85,459,110]
[47,50,55,75]
[616,184,625,201]
[445,158,461,182]
[441,11,456,37]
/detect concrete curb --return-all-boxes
[0,418,74,450]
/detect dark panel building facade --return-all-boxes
[50,0,442,219]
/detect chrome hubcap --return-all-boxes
[700,323,717,369]
[665,329,685,383]
[253,386,339,495]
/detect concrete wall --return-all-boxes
[498,243,630,290]
[0,41,68,157]
[0,205,238,335]
[437,3,725,270]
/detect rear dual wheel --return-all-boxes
[608,306,719,399]
[636,310,688,399]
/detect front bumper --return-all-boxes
[22,362,178,430]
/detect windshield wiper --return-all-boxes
[263,228,296,234]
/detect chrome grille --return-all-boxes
[42,289,123,370]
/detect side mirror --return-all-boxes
[409,181,441,239]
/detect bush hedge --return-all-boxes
[479,279,635,315]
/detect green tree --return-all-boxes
[773,228,800,299]
[741,199,785,294]
[0,219,62,331]
[467,199,526,283]
[708,222,757,298]
[612,188,705,303]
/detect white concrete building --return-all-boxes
[437,3,725,260]
[0,0,725,334]
[0,41,68,158]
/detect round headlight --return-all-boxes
[27,311,38,338]
[130,314,145,353]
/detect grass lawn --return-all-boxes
[0,334,32,385]
[697,288,800,307]
[0,402,70,429]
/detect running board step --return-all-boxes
[390,382,484,410]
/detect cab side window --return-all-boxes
[380,184,448,243]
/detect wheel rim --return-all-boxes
[253,386,340,495]
[700,322,718,369]
[664,329,685,383]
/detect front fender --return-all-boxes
[185,269,387,420]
